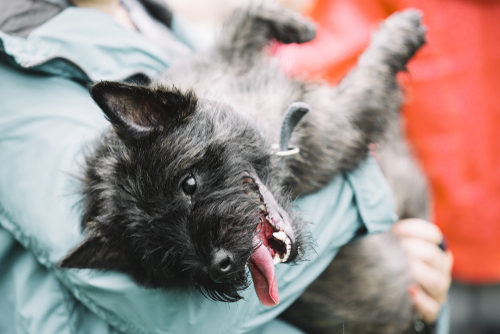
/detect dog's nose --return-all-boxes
[209,249,236,283]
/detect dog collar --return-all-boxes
[201,96,310,156]
[276,102,310,156]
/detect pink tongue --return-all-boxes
[249,241,279,307]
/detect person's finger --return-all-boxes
[399,237,452,272]
[409,259,451,304]
[409,283,441,324]
[392,219,443,244]
[446,250,454,271]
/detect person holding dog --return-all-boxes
[0,0,451,333]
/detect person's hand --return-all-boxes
[392,219,453,324]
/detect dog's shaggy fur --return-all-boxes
[60,2,426,332]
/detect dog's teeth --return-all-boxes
[286,244,291,252]
[285,238,291,245]
[273,231,287,241]
[259,205,267,212]
[273,254,282,265]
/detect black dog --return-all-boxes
[60,2,426,332]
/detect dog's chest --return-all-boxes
[163,59,305,143]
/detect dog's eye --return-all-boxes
[182,175,197,195]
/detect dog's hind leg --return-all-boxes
[215,1,316,66]
[280,232,415,334]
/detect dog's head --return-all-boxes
[59,82,307,306]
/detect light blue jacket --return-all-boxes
[0,7,411,334]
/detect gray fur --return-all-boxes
[378,116,430,220]
[166,5,427,331]
[61,2,427,332]
[160,3,424,196]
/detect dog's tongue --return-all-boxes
[249,240,279,307]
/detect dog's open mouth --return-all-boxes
[257,207,292,264]
[244,173,295,307]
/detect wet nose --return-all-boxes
[209,249,236,283]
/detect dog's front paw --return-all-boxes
[384,9,426,52]
[370,9,426,70]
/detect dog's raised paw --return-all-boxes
[365,9,426,71]
[384,9,426,49]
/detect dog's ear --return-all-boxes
[90,81,197,142]
[59,232,130,271]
